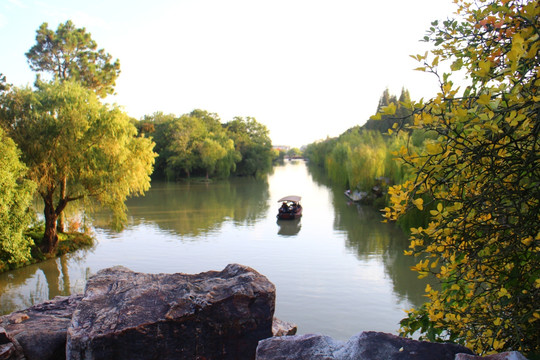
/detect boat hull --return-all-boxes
[277,208,302,220]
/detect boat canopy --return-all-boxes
[278,195,301,203]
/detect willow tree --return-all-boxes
[0,128,36,270]
[378,0,539,355]
[26,20,120,98]
[0,81,156,254]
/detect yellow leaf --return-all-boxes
[498,288,509,298]
[521,236,533,246]
[370,113,382,120]
[382,103,397,115]
[478,94,491,105]
[477,60,491,77]
[426,142,440,154]
[443,83,452,93]
[413,198,424,210]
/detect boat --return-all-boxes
[344,189,366,202]
[277,195,303,219]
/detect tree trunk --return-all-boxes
[41,192,58,254]
[42,195,59,254]
[57,212,65,233]
[57,176,67,233]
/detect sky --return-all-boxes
[1,0,457,148]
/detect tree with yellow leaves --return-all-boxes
[377,0,539,356]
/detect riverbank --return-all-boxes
[0,225,94,273]
[1,264,529,360]
[0,162,425,339]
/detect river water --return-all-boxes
[0,160,427,340]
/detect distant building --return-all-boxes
[272,145,290,151]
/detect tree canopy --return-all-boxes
[0,81,156,254]
[0,128,36,270]
[378,0,539,355]
[142,110,273,180]
[26,20,120,98]
[225,116,273,176]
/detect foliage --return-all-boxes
[0,128,36,271]
[304,125,414,194]
[0,81,156,254]
[225,116,273,176]
[26,20,121,98]
[144,110,273,180]
[25,223,94,259]
[286,147,303,158]
[0,73,8,92]
[363,88,412,134]
[379,0,539,355]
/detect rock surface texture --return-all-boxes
[455,352,529,360]
[0,294,82,360]
[66,264,275,360]
[1,264,531,360]
[256,331,475,360]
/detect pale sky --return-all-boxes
[1,0,457,148]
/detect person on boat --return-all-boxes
[280,203,289,213]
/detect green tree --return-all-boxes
[198,138,228,179]
[225,116,273,176]
[0,73,8,92]
[0,81,156,254]
[165,114,206,179]
[140,112,178,179]
[0,128,36,271]
[26,20,120,98]
[326,142,350,188]
[364,88,414,134]
[380,0,539,355]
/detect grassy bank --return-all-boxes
[0,225,94,273]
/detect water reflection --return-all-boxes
[276,219,302,237]
[0,256,69,312]
[307,163,427,306]
[336,203,428,305]
[92,178,270,237]
[1,162,427,339]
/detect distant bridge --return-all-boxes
[284,155,304,160]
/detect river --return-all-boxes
[0,160,427,340]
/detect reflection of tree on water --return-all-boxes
[276,219,302,237]
[307,163,428,307]
[0,250,92,315]
[92,178,270,237]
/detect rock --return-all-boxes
[66,264,275,360]
[0,294,82,360]
[0,327,24,360]
[255,331,474,360]
[455,351,529,360]
[272,317,297,337]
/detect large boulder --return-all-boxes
[256,331,474,360]
[456,352,529,360]
[66,264,275,360]
[0,294,83,360]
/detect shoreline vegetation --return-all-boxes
[1,0,538,356]
[0,226,94,273]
